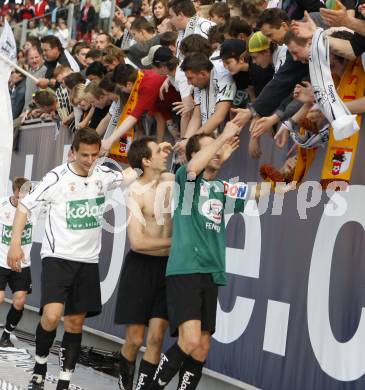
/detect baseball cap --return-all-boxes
[248,31,270,53]
[141,45,174,66]
[215,39,246,60]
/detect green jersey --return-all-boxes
[166,166,247,285]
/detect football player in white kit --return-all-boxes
[7,128,137,390]
[0,177,33,348]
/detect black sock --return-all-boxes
[2,305,23,338]
[118,352,135,390]
[135,359,158,390]
[56,332,82,390]
[177,356,204,390]
[33,323,57,377]
[148,343,188,389]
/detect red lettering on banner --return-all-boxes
[230,185,238,197]
[224,182,229,195]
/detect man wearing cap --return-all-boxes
[231,9,308,133]
[219,39,251,110]
[144,45,194,137]
[101,63,167,153]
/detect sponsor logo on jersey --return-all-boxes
[68,182,76,192]
[200,183,209,197]
[223,181,247,199]
[1,223,33,246]
[66,197,105,230]
[201,199,223,224]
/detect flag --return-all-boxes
[0,21,17,197]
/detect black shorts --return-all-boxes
[166,274,218,337]
[0,266,32,294]
[41,257,102,318]
[115,250,168,325]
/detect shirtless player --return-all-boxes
[115,137,174,390]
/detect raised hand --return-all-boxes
[172,100,194,115]
[221,136,240,162]
[231,108,251,129]
[274,125,289,148]
[250,115,277,138]
[291,11,317,39]
[293,81,315,104]
[320,0,349,28]
[159,141,173,154]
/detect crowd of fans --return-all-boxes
[5,0,365,186]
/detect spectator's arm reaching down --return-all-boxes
[101,115,138,154]
[199,101,232,135]
[78,106,95,130]
[96,112,111,136]
[320,0,365,36]
[345,96,365,113]
[291,11,357,60]
[183,105,202,139]
[252,50,309,118]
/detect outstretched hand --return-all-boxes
[291,11,317,39]
[293,81,315,104]
[221,136,240,162]
[320,0,349,28]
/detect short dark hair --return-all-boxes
[98,32,113,43]
[209,2,230,22]
[112,16,124,29]
[72,128,101,151]
[180,35,213,58]
[181,52,213,73]
[63,72,86,90]
[186,134,211,161]
[131,17,155,34]
[85,61,107,78]
[128,136,156,171]
[207,25,225,46]
[72,41,90,56]
[160,31,178,46]
[41,35,62,51]
[256,8,290,30]
[12,177,29,193]
[225,16,252,38]
[154,56,179,71]
[85,49,103,60]
[240,2,261,23]
[168,0,196,17]
[112,64,138,85]
[227,0,241,10]
[283,29,308,46]
[34,90,56,107]
[85,80,105,98]
[25,37,42,52]
[99,73,119,93]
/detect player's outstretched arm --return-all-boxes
[187,121,240,178]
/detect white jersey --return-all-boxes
[193,60,236,124]
[273,44,288,72]
[176,16,215,60]
[21,163,124,264]
[168,65,192,99]
[0,197,34,269]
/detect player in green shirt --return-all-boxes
[149,121,247,390]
